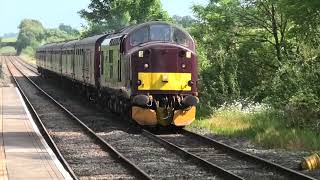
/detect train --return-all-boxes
[35,21,199,127]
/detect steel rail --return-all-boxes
[16,56,38,70]
[7,56,153,180]
[14,57,39,75]
[180,129,317,180]
[141,129,244,180]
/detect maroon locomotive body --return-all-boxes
[36,21,199,126]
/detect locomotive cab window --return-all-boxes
[150,24,171,42]
[130,26,149,46]
[129,23,192,47]
[173,28,189,47]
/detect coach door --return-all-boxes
[83,49,90,83]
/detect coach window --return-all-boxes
[109,66,113,79]
[109,50,113,79]
[109,50,113,63]
[105,51,108,63]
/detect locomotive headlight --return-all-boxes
[144,63,149,69]
[162,75,168,82]
[136,80,142,86]
[188,80,194,86]
[186,51,192,58]
[138,51,144,58]
[181,63,186,69]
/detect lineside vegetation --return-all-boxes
[188,103,320,151]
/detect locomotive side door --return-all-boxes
[100,36,122,88]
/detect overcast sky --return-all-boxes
[0,0,208,36]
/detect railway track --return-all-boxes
[5,56,151,179]
[143,129,317,180]
[10,56,318,180]
[15,56,38,71]
[9,56,241,179]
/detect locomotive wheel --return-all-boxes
[119,99,123,115]
[114,97,120,114]
[107,97,112,112]
[110,96,116,113]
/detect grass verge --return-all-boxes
[0,46,16,55]
[20,54,36,65]
[188,105,320,151]
[1,37,17,42]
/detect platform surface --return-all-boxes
[0,87,71,179]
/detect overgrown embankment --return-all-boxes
[189,104,320,151]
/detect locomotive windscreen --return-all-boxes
[150,24,171,41]
[129,23,192,47]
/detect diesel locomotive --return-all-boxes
[36,21,199,126]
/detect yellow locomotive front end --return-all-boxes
[126,22,199,126]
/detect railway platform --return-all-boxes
[0,87,71,179]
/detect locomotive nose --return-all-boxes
[132,44,197,93]
[139,46,194,73]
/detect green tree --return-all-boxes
[280,0,320,40]
[172,15,195,28]
[16,19,45,55]
[15,19,80,56]
[44,28,77,43]
[79,0,170,36]
[191,0,242,107]
[192,0,320,129]
[58,24,80,36]
[191,0,293,105]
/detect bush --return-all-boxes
[267,57,320,131]
[284,90,320,130]
[21,46,35,57]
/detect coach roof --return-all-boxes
[76,34,108,45]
